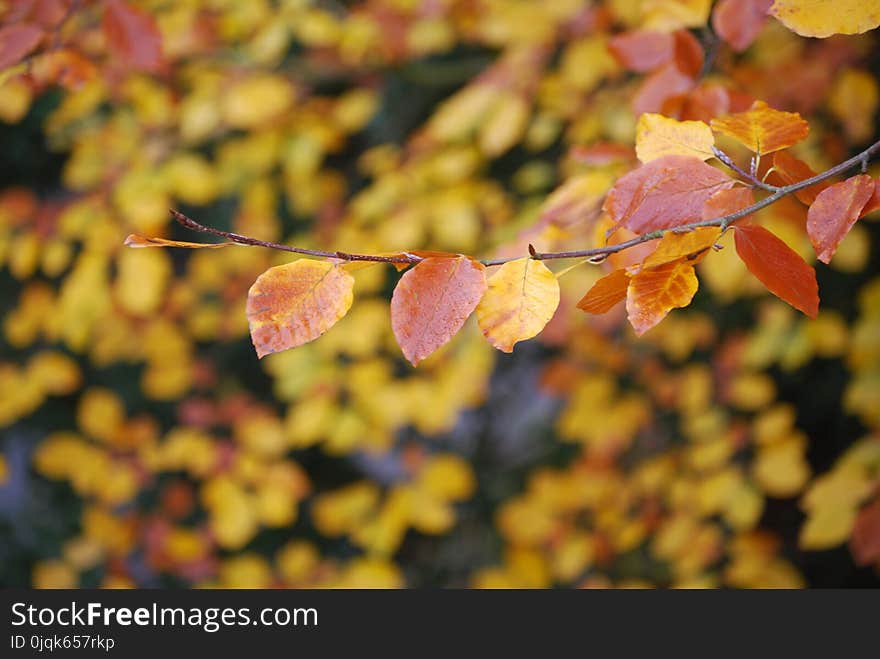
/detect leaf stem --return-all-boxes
[167,138,880,268]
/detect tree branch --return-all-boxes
[168,138,880,269]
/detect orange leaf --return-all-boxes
[702,187,755,221]
[390,256,487,366]
[626,260,699,335]
[124,234,237,249]
[577,269,630,314]
[672,29,705,79]
[734,224,818,317]
[850,497,880,567]
[710,100,809,155]
[103,0,163,72]
[246,260,355,358]
[712,0,772,52]
[0,22,44,69]
[603,155,734,233]
[641,227,721,268]
[806,174,874,264]
[768,151,829,205]
[31,48,98,89]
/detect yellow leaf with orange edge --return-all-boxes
[770,0,880,38]
[626,260,699,335]
[711,101,809,155]
[246,259,354,358]
[642,227,721,268]
[635,113,714,163]
[476,257,559,353]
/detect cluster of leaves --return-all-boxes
[1,0,880,588]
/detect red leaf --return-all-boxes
[859,178,880,217]
[850,497,880,567]
[608,29,701,77]
[806,175,874,264]
[632,63,695,116]
[603,155,735,233]
[0,22,44,69]
[768,151,829,205]
[390,256,487,366]
[608,30,673,72]
[577,269,630,314]
[702,187,755,221]
[734,224,818,317]
[672,29,704,78]
[102,0,163,72]
[711,0,772,52]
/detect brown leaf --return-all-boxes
[390,256,487,366]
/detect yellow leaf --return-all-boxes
[246,259,355,358]
[114,247,171,316]
[635,113,715,163]
[828,69,880,143]
[476,257,560,352]
[222,74,294,128]
[752,438,811,497]
[643,0,712,30]
[799,507,858,550]
[770,0,880,38]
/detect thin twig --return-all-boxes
[169,138,880,268]
[169,211,421,265]
[712,146,779,192]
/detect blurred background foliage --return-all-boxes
[1,0,879,588]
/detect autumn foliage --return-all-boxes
[2,0,880,588]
